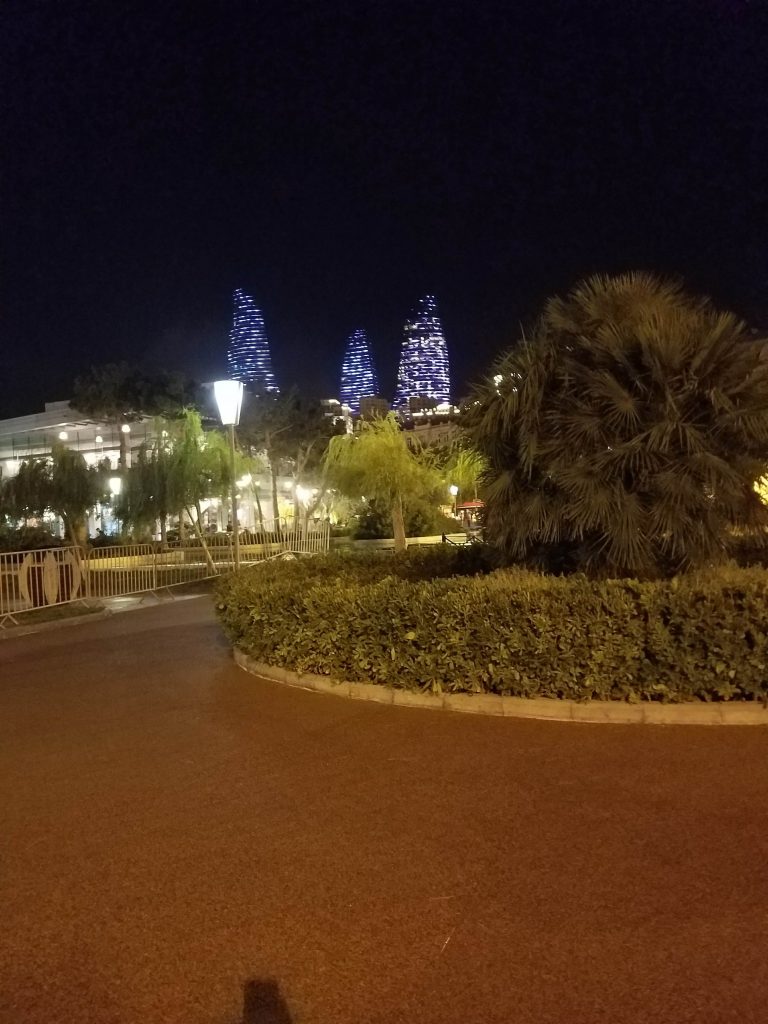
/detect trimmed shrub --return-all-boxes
[215,553,768,703]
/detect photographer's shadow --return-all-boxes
[241,978,293,1024]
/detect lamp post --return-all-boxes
[449,483,459,518]
[214,380,244,569]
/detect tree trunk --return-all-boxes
[118,425,128,468]
[187,503,217,574]
[159,516,167,548]
[391,496,407,553]
[178,509,187,543]
[303,488,326,530]
[270,461,280,530]
[253,485,265,528]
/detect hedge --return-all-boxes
[215,550,768,703]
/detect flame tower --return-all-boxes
[339,329,378,413]
[227,289,279,393]
[393,295,450,409]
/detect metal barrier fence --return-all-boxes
[0,520,330,626]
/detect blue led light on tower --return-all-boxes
[393,295,450,409]
[339,329,379,413]
[227,289,279,393]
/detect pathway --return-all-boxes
[1,599,767,1023]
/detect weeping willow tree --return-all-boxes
[467,273,768,576]
[323,414,441,552]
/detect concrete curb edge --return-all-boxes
[0,607,113,640]
[232,648,768,726]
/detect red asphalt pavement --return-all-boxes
[1,597,768,1024]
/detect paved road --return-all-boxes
[2,599,768,1024]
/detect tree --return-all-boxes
[6,445,107,547]
[323,414,442,552]
[238,389,343,523]
[118,413,263,547]
[467,272,768,576]
[116,427,176,544]
[71,363,196,467]
[441,443,488,504]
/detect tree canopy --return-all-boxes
[323,414,442,551]
[467,272,768,576]
[3,444,107,546]
[71,363,197,466]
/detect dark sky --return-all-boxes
[2,0,767,416]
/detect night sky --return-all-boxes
[2,0,767,417]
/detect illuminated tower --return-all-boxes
[227,289,279,393]
[339,329,378,413]
[393,295,450,409]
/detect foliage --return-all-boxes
[72,362,196,421]
[440,443,488,502]
[0,525,61,552]
[238,389,343,520]
[323,414,443,551]
[216,554,768,703]
[72,362,196,466]
[352,498,459,539]
[467,273,768,577]
[2,445,107,546]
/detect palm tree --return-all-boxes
[467,272,768,576]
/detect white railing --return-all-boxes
[0,519,330,626]
[0,546,87,625]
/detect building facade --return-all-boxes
[227,289,279,393]
[393,295,451,409]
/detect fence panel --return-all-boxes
[0,546,86,624]
[1,521,331,626]
[84,544,157,599]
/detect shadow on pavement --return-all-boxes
[242,979,293,1023]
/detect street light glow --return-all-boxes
[213,379,244,426]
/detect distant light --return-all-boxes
[295,485,312,505]
[121,424,131,434]
[109,476,122,496]
[339,329,378,414]
[58,431,68,441]
[214,379,244,426]
[393,296,450,410]
[95,435,103,444]
[449,484,459,497]
[228,289,280,394]
[237,473,252,487]
[5,459,19,475]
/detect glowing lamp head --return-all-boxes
[121,423,131,434]
[58,431,69,441]
[109,476,122,497]
[214,379,244,426]
[95,435,103,444]
[449,484,459,497]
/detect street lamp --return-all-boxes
[214,380,244,569]
[449,483,459,517]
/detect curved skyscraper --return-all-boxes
[339,329,378,413]
[393,294,450,409]
[227,289,279,393]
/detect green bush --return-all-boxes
[215,553,768,702]
[351,498,460,539]
[0,525,62,552]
